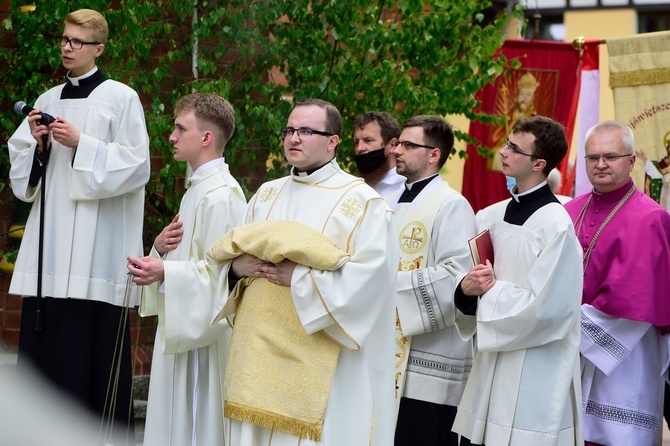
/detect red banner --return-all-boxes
[462,40,581,212]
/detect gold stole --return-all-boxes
[392,183,457,420]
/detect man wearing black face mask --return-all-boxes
[353,111,405,197]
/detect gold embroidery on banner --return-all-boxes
[399,221,428,254]
[339,198,363,218]
[259,187,277,203]
[610,68,670,88]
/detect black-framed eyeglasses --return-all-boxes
[281,127,334,139]
[395,140,435,150]
[59,36,101,50]
[504,138,535,157]
[584,154,633,165]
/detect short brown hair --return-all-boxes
[294,98,342,137]
[512,116,567,176]
[353,112,401,145]
[401,115,454,169]
[64,9,109,44]
[175,93,236,152]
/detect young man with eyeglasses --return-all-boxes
[352,111,405,198]
[8,9,149,443]
[386,115,476,446]
[564,121,670,446]
[221,98,397,445]
[452,116,583,445]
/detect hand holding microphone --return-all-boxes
[14,101,56,126]
[14,101,80,149]
[14,101,56,152]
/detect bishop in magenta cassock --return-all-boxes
[565,120,670,446]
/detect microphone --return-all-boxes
[14,101,56,126]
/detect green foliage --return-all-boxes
[0,245,18,266]
[0,0,521,252]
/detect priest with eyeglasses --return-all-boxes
[209,98,397,446]
[565,120,670,446]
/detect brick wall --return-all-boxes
[0,171,18,349]
[0,276,19,348]
[130,311,156,376]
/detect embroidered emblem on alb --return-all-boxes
[259,187,277,203]
[399,222,428,254]
[399,256,423,271]
[339,198,362,218]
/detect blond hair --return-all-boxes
[64,9,109,44]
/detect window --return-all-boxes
[523,13,565,40]
[638,10,670,33]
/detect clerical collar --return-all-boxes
[504,182,559,226]
[591,179,635,203]
[67,66,99,86]
[398,174,439,203]
[292,159,333,177]
[61,67,107,100]
[510,181,546,202]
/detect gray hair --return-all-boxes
[585,120,634,154]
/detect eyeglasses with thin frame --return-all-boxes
[584,154,633,165]
[59,36,101,50]
[504,138,535,157]
[281,127,334,139]
[394,140,435,150]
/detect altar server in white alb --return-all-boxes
[452,116,583,445]
[223,98,397,445]
[127,93,246,445]
[388,115,476,446]
[8,9,149,442]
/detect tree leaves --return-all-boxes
[0,0,520,252]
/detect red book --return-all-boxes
[468,229,494,266]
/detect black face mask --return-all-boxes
[355,147,387,174]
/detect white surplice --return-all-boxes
[389,177,477,407]
[226,159,398,446]
[374,167,406,199]
[453,200,584,446]
[8,74,150,306]
[140,160,246,446]
[580,304,669,445]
